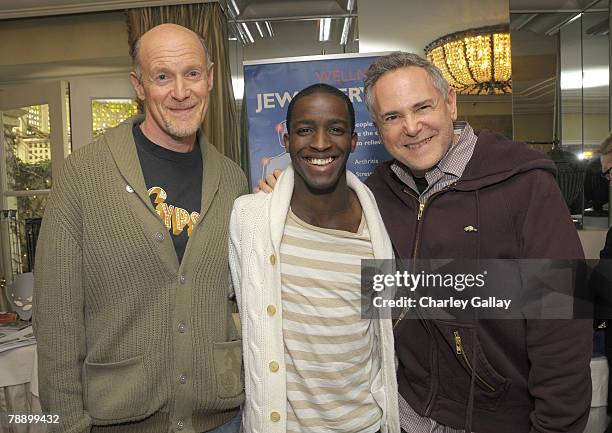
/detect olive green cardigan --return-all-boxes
[33,117,247,433]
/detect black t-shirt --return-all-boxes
[133,124,203,263]
[414,176,428,195]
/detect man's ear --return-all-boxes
[283,133,290,152]
[447,88,458,121]
[129,72,145,101]
[350,131,358,153]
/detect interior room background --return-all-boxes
[0,0,610,310]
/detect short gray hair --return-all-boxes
[364,52,450,118]
[130,32,212,81]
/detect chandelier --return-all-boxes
[425,25,512,95]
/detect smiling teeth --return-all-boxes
[307,157,334,165]
[406,137,431,148]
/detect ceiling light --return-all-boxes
[265,21,274,37]
[230,0,240,16]
[425,24,512,95]
[241,23,254,43]
[545,12,584,36]
[567,13,582,25]
[255,22,265,38]
[340,18,351,45]
[319,18,331,42]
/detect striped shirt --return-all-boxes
[391,121,477,201]
[280,209,382,433]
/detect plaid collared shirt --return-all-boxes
[398,394,467,433]
[390,121,477,202]
[393,121,477,433]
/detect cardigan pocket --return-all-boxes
[84,355,160,423]
[212,339,244,398]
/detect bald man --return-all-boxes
[33,24,247,433]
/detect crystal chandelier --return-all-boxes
[425,25,512,95]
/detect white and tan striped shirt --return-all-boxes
[280,209,382,433]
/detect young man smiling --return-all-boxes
[229,84,399,433]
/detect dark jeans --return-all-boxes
[204,412,241,433]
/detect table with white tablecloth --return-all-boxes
[586,356,610,433]
[0,344,46,433]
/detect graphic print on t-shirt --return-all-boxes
[133,122,202,263]
[149,186,200,237]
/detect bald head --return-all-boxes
[128,22,215,150]
[131,24,211,80]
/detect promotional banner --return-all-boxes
[243,53,390,189]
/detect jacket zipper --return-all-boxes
[394,196,425,327]
[394,189,447,416]
[393,188,451,329]
[453,330,496,392]
[394,195,425,323]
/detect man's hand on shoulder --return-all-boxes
[252,169,282,193]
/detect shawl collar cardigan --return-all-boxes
[34,116,247,433]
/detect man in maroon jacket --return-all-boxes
[256,52,593,433]
[363,52,592,433]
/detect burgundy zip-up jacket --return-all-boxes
[366,131,592,433]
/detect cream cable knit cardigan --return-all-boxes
[229,165,400,433]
